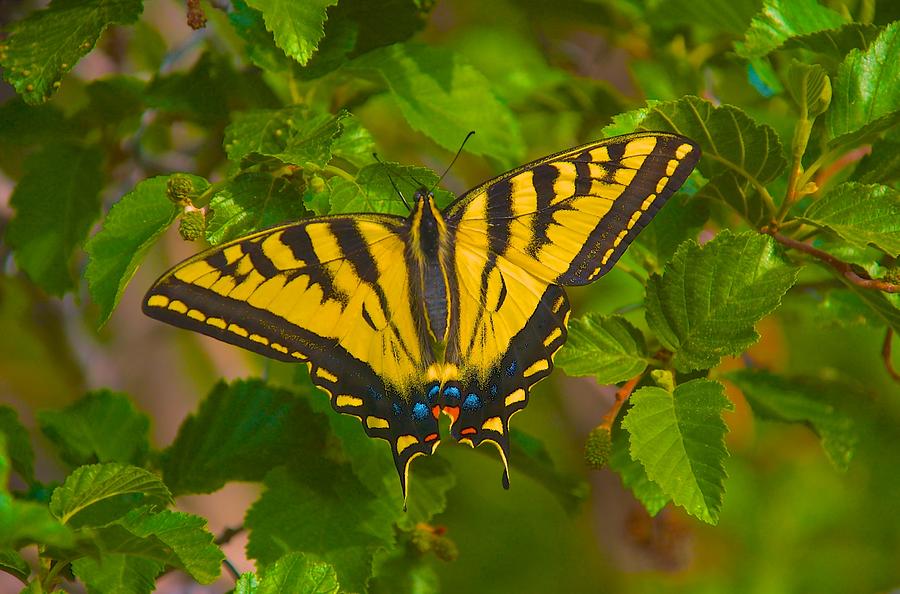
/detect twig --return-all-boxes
[882,329,900,383]
[764,229,900,294]
[222,558,242,581]
[599,373,643,431]
[215,524,245,546]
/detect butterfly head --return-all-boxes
[412,187,435,205]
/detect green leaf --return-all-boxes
[555,314,648,385]
[258,553,340,594]
[115,508,223,583]
[852,137,900,184]
[786,60,831,119]
[320,162,452,217]
[645,231,798,372]
[346,43,525,166]
[735,0,845,59]
[235,573,260,593]
[782,22,882,60]
[0,549,29,582]
[0,494,75,550]
[160,379,329,496]
[224,107,348,168]
[49,464,172,527]
[205,173,307,245]
[85,174,206,325]
[632,193,709,270]
[0,0,143,104]
[636,96,787,225]
[0,407,35,485]
[726,369,857,470]
[622,379,734,524]
[37,390,150,468]
[244,0,339,65]
[827,22,900,145]
[609,415,668,516]
[229,0,294,73]
[648,0,761,35]
[6,143,104,295]
[799,183,900,257]
[72,554,162,594]
[245,461,396,594]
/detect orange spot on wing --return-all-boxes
[432,405,441,419]
[425,433,439,442]
[442,406,459,423]
[460,427,477,436]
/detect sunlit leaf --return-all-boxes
[555,314,648,385]
[800,183,900,257]
[736,0,845,59]
[244,0,338,65]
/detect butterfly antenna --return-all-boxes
[431,130,475,193]
[372,152,411,212]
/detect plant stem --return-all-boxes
[882,329,900,383]
[599,374,643,431]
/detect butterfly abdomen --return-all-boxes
[409,191,453,345]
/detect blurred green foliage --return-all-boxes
[1,0,899,592]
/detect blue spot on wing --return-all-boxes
[392,402,402,416]
[444,386,461,399]
[506,361,517,376]
[427,384,440,402]
[463,393,481,410]
[412,402,429,420]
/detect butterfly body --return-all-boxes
[144,132,701,500]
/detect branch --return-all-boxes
[882,329,900,383]
[599,373,644,431]
[764,229,900,294]
[215,524,244,546]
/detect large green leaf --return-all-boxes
[245,461,397,593]
[781,22,882,60]
[622,379,733,524]
[346,43,525,166]
[258,553,340,594]
[827,22,900,144]
[0,406,35,485]
[726,369,857,470]
[85,175,206,325]
[244,0,339,65]
[0,494,75,550]
[317,162,452,217]
[800,183,900,257]
[0,0,143,104]
[205,173,307,245]
[160,379,329,496]
[71,554,161,594]
[645,231,798,372]
[49,464,172,527]
[608,416,668,516]
[735,0,845,59]
[6,143,104,295]
[632,193,709,271]
[224,107,348,168]
[37,390,150,468]
[635,96,787,224]
[555,314,648,385]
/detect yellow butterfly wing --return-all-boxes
[438,133,701,479]
[143,214,442,491]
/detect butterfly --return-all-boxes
[144,132,700,501]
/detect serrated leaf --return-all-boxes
[72,554,162,594]
[160,379,329,496]
[49,464,172,527]
[244,0,338,65]
[632,193,709,270]
[799,183,900,257]
[726,369,857,470]
[346,43,524,166]
[322,162,452,216]
[257,553,340,594]
[6,143,104,295]
[0,494,75,549]
[852,137,900,184]
[555,314,648,385]
[636,96,787,224]
[116,508,223,583]
[609,416,668,516]
[224,107,348,168]
[786,61,831,119]
[85,174,206,325]
[205,173,307,245]
[827,22,900,145]
[229,0,294,72]
[0,0,143,104]
[37,390,150,468]
[645,231,798,372]
[736,0,845,59]
[245,461,396,593]
[0,407,35,485]
[622,379,734,524]
[235,573,260,593]
[782,22,882,60]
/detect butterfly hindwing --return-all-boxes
[143,214,439,482]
